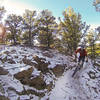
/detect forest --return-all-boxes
[0,4,100,61]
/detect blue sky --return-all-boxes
[2,0,100,28]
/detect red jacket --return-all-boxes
[75,48,87,57]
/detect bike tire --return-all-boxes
[72,65,80,77]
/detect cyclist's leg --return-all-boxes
[78,56,81,65]
[78,56,82,69]
[81,56,85,68]
[72,57,81,77]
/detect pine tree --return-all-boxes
[22,10,37,46]
[59,7,89,55]
[5,14,23,45]
[86,29,99,64]
[36,9,57,48]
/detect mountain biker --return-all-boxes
[72,45,88,77]
[75,45,88,67]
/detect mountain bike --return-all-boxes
[72,60,84,77]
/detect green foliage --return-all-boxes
[2,6,91,55]
[22,9,37,46]
[21,31,29,44]
[86,29,100,64]
[87,44,100,56]
[5,14,23,45]
[59,7,88,54]
[36,9,57,48]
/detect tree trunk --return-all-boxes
[29,28,32,46]
[13,34,17,45]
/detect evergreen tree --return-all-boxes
[22,10,37,46]
[36,9,57,48]
[86,29,99,64]
[59,7,89,55]
[5,14,23,44]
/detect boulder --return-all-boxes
[29,76,46,90]
[0,53,15,64]
[33,56,50,73]
[7,58,16,64]
[88,71,96,79]
[42,52,53,58]
[0,67,8,75]
[0,56,7,63]
[22,56,35,66]
[14,67,47,90]
[51,64,65,77]
[3,51,10,55]
[14,67,34,80]
[0,95,9,100]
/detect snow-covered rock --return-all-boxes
[0,45,99,100]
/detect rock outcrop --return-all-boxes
[0,67,8,75]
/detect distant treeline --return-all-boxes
[0,6,99,59]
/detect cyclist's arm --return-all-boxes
[75,49,80,54]
[74,49,80,62]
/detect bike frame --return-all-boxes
[72,60,84,77]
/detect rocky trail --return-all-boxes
[0,45,100,100]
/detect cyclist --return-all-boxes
[75,45,88,67]
[72,45,88,77]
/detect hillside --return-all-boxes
[0,45,100,100]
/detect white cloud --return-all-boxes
[90,23,100,29]
[2,0,40,15]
